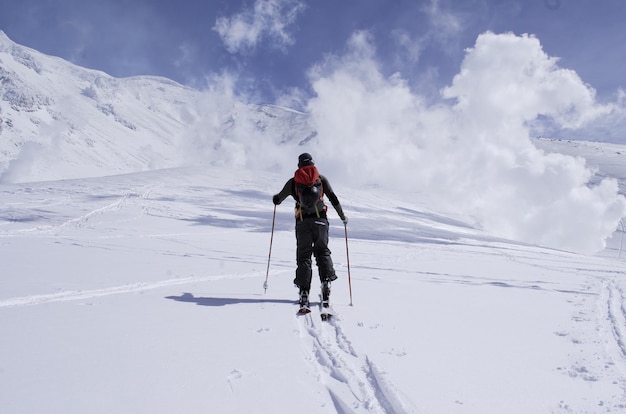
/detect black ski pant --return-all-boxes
[294,217,337,292]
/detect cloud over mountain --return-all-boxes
[1,30,624,254]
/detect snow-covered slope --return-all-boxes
[2,163,626,413]
[0,30,314,183]
[534,137,626,193]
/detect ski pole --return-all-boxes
[344,222,353,306]
[264,205,277,293]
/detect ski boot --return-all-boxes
[320,280,332,321]
[298,289,310,314]
[321,280,331,309]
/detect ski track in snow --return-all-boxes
[0,272,260,308]
[297,307,415,414]
[599,280,626,373]
[593,278,626,410]
[1,189,152,236]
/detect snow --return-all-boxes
[3,28,626,413]
[2,160,626,414]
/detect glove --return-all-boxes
[272,195,281,205]
[341,216,348,225]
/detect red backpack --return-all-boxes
[294,165,325,218]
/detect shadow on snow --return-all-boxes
[165,292,294,307]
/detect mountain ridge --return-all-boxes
[0,30,313,183]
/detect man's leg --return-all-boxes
[312,218,337,283]
[295,220,314,297]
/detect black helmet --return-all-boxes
[298,153,314,167]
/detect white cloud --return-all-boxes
[422,0,463,42]
[174,42,197,69]
[392,0,463,65]
[298,31,626,254]
[391,28,425,64]
[213,0,305,54]
[182,30,625,254]
[442,32,612,130]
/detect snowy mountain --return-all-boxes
[3,30,626,413]
[3,30,626,255]
[0,30,314,183]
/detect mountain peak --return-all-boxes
[0,30,16,51]
[0,34,314,183]
[0,30,10,41]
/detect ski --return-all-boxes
[297,305,311,315]
[297,289,310,315]
[319,281,333,321]
[320,301,332,321]
[320,310,332,321]
[294,283,333,320]
[319,300,333,321]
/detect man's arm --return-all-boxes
[320,175,347,222]
[273,178,295,205]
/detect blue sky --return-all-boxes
[1,0,625,106]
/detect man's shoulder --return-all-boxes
[319,175,333,190]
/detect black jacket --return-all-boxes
[274,175,346,221]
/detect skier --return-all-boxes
[272,153,348,312]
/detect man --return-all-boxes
[272,153,348,311]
